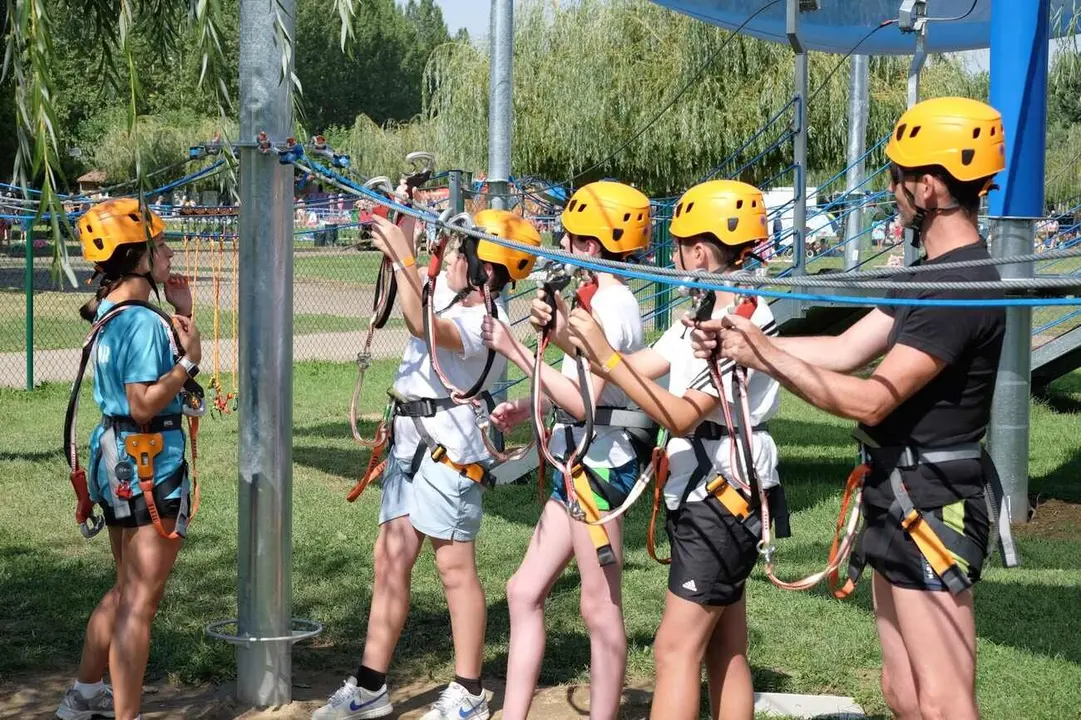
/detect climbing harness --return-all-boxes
[346,155,438,500]
[831,427,1020,598]
[65,300,205,540]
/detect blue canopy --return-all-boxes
[650,1,1078,55]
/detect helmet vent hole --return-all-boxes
[961,149,975,166]
[623,213,631,222]
[991,126,997,136]
[895,124,907,141]
[578,204,587,212]
[972,127,982,139]
[727,218,739,232]
[686,202,695,213]
[675,203,683,218]
[93,238,104,251]
[568,199,577,211]
[637,213,643,221]
[752,200,757,207]
[518,259,528,270]
[128,213,141,222]
[910,126,921,139]
[736,200,744,210]
[612,229,624,242]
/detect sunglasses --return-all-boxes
[888,163,908,188]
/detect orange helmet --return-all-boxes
[77,198,165,264]
[473,209,542,281]
[670,180,768,246]
[886,97,1005,183]
[561,181,651,255]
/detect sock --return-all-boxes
[455,675,482,697]
[355,665,387,692]
[73,680,105,699]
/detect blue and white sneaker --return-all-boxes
[418,682,489,720]
[311,676,392,720]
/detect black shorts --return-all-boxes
[665,495,760,606]
[861,493,990,592]
[99,462,189,530]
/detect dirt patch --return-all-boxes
[1015,498,1081,541]
[0,670,655,719]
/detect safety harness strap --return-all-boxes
[554,406,656,430]
[430,444,495,489]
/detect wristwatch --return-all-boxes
[178,356,200,379]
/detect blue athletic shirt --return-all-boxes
[88,299,188,502]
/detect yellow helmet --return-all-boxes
[670,180,768,246]
[474,209,542,281]
[77,198,165,264]
[886,97,1005,182]
[561,181,651,255]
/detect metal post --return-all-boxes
[787,0,808,277]
[903,10,927,267]
[487,0,513,212]
[844,55,869,272]
[24,221,33,390]
[987,0,1049,523]
[237,0,295,704]
[488,0,513,452]
[655,206,672,334]
[449,170,464,215]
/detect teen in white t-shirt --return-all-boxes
[479,181,652,720]
[566,180,782,720]
[315,211,540,720]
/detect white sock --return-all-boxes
[73,680,105,699]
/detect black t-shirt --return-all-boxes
[859,242,1006,449]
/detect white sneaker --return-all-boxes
[419,682,489,720]
[55,685,115,720]
[311,676,393,720]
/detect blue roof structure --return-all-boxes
[650,1,1079,55]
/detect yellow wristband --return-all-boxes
[603,352,623,372]
[393,256,416,272]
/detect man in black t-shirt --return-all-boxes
[690,97,1011,720]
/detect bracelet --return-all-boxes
[393,256,416,272]
[602,351,623,372]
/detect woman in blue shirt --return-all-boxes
[57,198,202,720]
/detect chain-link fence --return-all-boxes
[1,204,677,392]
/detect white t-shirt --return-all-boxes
[548,281,645,469]
[653,299,781,510]
[391,273,508,465]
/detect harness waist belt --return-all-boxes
[692,421,769,441]
[554,407,656,430]
[430,444,495,489]
[103,414,184,433]
[393,395,460,418]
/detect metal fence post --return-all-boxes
[844,55,869,272]
[654,206,671,334]
[236,0,296,704]
[787,0,807,277]
[24,220,33,390]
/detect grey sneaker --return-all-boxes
[55,685,115,720]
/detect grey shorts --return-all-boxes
[380,451,485,542]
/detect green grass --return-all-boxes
[294,251,431,286]
[0,291,390,353]
[1,362,1080,718]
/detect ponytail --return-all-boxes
[78,244,148,323]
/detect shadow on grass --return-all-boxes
[1030,447,1081,505]
[975,579,1081,664]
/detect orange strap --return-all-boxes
[347,427,389,502]
[571,466,615,566]
[826,463,869,599]
[125,433,198,541]
[431,445,490,485]
[69,467,94,525]
[646,448,671,565]
[705,475,753,521]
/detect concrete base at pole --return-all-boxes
[987,218,1034,523]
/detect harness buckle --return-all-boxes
[430,444,448,463]
[356,351,372,370]
[757,539,776,564]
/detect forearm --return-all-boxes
[393,263,426,338]
[537,359,596,420]
[129,366,188,424]
[757,345,888,425]
[772,335,858,372]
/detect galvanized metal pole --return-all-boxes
[787,0,807,277]
[237,0,295,704]
[987,0,1049,522]
[487,0,513,212]
[844,55,869,272]
[903,25,927,267]
[24,221,33,390]
[488,0,513,452]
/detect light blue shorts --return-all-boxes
[379,451,486,542]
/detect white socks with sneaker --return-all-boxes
[73,680,105,699]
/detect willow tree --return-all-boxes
[346,0,983,196]
[2,0,357,276]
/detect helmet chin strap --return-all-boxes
[120,272,161,300]
[900,186,960,249]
